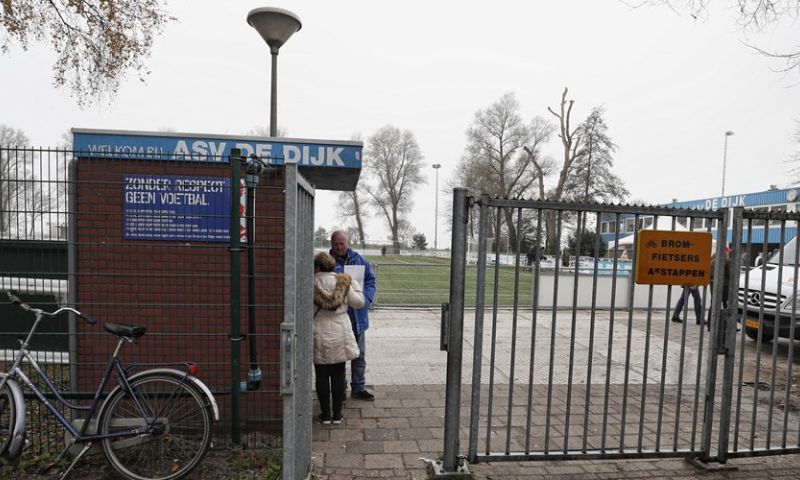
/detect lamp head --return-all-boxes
[725,131,734,136]
[432,163,441,169]
[247,7,302,51]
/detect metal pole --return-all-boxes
[721,131,733,198]
[443,188,469,472]
[435,168,439,250]
[228,149,243,445]
[700,208,730,459]
[721,135,728,198]
[716,206,743,462]
[270,47,279,137]
[468,194,490,461]
[432,163,441,251]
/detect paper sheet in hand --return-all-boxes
[344,265,365,287]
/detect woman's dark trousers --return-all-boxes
[315,362,346,419]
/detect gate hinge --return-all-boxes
[419,456,470,477]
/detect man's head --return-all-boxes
[330,230,349,257]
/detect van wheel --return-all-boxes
[745,327,773,343]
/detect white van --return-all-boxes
[737,236,800,342]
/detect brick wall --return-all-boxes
[74,157,285,436]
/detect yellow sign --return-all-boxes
[634,230,712,285]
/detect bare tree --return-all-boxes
[457,93,555,250]
[247,125,289,138]
[364,125,426,253]
[337,133,369,248]
[0,125,31,236]
[338,187,369,249]
[789,120,800,182]
[636,1,800,72]
[564,107,629,203]
[0,1,174,106]
[0,125,62,238]
[540,87,583,253]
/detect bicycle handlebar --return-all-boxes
[6,290,97,325]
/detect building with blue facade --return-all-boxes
[599,186,799,261]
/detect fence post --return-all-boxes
[228,148,243,445]
[716,206,743,462]
[700,207,731,459]
[443,188,469,472]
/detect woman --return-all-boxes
[313,251,364,424]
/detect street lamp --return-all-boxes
[721,130,734,197]
[247,7,302,136]
[432,164,441,250]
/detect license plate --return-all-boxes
[744,318,760,329]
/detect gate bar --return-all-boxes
[443,188,469,472]
[700,206,731,459]
[468,194,490,462]
[716,206,743,462]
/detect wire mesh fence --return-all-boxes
[1,147,287,453]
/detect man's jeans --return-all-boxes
[674,286,703,323]
[350,331,367,393]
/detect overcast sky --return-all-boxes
[2,1,799,249]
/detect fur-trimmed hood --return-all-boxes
[314,272,352,311]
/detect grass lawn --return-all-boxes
[365,255,533,307]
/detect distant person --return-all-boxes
[381,245,387,257]
[740,250,750,268]
[313,252,364,424]
[754,251,764,267]
[561,250,570,267]
[670,286,703,325]
[526,247,536,267]
[329,230,377,401]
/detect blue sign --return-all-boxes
[73,130,362,168]
[123,174,231,242]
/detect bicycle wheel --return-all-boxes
[0,382,15,458]
[98,374,212,480]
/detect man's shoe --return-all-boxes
[331,415,343,425]
[352,390,375,401]
[671,316,683,323]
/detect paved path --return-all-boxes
[311,308,800,479]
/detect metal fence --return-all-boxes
[1,146,288,453]
[442,190,800,472]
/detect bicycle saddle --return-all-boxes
[103,322,147,338]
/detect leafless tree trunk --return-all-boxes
[338,189,368,249]
[364,125,426,254]
[543,87,582,253]
[456,93,554,252]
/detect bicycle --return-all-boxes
[0,291,219,480]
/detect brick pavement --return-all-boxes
[310,308,800,479]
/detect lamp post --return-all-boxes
[721,130,734,197]
[432,163,441,250]
[247,7,302,136]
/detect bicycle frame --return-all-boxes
[0,310,185,444]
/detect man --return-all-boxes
[670,285,703,325]
[329,230,377,400]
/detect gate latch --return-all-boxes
[280,323,295,394]
[715,308,732,355]
[440,303,450,352]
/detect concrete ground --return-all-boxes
[311,308,800,479]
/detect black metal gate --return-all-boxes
[442,190,800,470]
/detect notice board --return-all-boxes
[123,174,231,242]
[634,230,713,285]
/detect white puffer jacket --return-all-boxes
[313,271,365,365]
